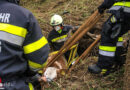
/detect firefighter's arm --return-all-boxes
[98,0,115,14]
[71,26,79,33]
[23,13,50,73]
[99,0,115,9]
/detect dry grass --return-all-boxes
[22,0,125,89]
[22,0,105,37]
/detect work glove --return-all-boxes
[98,5,106,14]
[98,7,105,14]
[98,4,107,14]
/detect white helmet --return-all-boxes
[50,14,63,26]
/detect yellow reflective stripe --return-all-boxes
[70,44,78,49]
[49,44,78,56]
[102,69,107,72]
[99,46,116,52]
[57,29,62,34]
[0,23,27,38]
[28,60,47,69]
[118,37,123,42]
[101,69,107,74]
[24,36,48,54]
[68,48,73,65]
[51,35,67,42]
[29,83,34,90]
[49,51,59,56]
[111,16,116,23]
[72,46,78,60]
[38,70,43,74]
[68,57,78,67]
[114,2,130,7]
[68,44,78,67]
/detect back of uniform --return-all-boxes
[0,0,49,90]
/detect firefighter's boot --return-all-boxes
[88,64,110,76]
[88,64,101,74]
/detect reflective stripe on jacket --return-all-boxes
[110,1,130,13]
[99,37,123,57]
[48,25,73,51]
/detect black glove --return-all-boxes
[98,6,106,14]
[26,73,41,83]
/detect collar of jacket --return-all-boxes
[53,26,68,34]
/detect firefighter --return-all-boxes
[48,14,78,63]
[0,0,49,90]
[88,0,130,75]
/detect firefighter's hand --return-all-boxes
[40,76,52,82]
[40,76,47,82]
[98,7,105,14]
[98,5,106,14]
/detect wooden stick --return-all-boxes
[68,35,101,73]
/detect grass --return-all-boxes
[22,0,105,37]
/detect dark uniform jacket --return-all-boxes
[97,0,130,69]
[48,25,73,60]
[48,25,73,51]
[0,0,49,79]
[99,0,115,9]
[100,0,130,9]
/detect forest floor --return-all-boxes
[22,0,128,89]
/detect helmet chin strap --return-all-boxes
[7,0,20,4]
